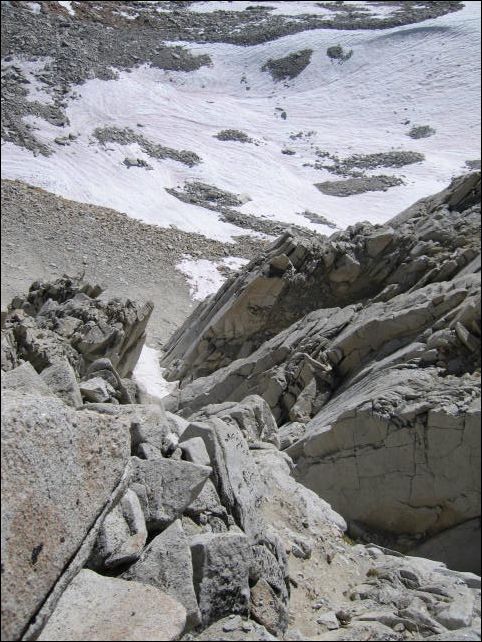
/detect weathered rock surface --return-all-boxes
[409,519,481,574]
[40,359,83,407]
[122,519,201,628]
[161,172,480,382]
[190,395,280,447]
[179,418,266,540]
[1,390,130,641]
[88,489,147,570]
[1,174,481,642]
[2,275,153,378]
[190,531,252,625]
[131,456,212,531]
[290,366,480,537]
[37,569,186,641]
[189,615,278,640]
[161,173,481,575]
[1,360,56,398]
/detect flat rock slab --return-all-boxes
[37,569,186,641]
[1,391,130,641]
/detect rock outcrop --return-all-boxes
[1,174,481,641]
[161,172,481,575]
[2,274,153,379]
[1,387,131,641]
[161,172,480,382]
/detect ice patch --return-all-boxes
[133,345,177,401]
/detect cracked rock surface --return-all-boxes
[1,172,481,641]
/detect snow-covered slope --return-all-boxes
[2,1,481,242]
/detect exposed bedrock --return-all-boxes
[1,173,481,640]
[162,172,481,572]
[161,172,480,383]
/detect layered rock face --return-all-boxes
[161,172,480,382]
[1,174,481,641]
[162,172,481,574]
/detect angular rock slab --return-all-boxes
[40,359,83,408]
[250,577,288,636]
[131,456,212,530]
[180,419,265,540]
[37,569,186,641]
[1,360,55,398]
[190,532,252,626]
[292,367,481,537]
[190,395,280,447]
[1,391,130,642]
[122,519,201,628]
[89,489,147,570]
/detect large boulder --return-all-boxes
[190,532,252,625]
[1,390,130,641]
[290,367,480,538]
[130,456,212,531]
[122,519,201,628]
[37,569,186,641]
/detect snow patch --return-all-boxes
[1,2,480,239]
[25,2,41,14]
[176,255,249,301]
[133,345,177,401]
[58,1,75,16]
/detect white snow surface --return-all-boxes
[176,255,250,301]
[2,2,480,241]
[133,345,177,401]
